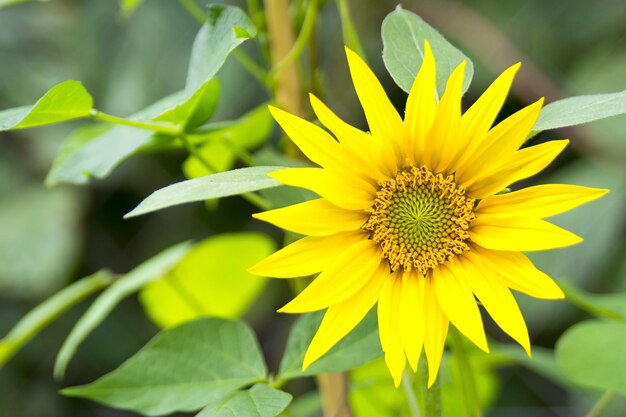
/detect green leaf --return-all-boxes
[381,6,473,97]
[0,81,92,131]
[62,318,267,416]
[0,271,113,368]
[534,90,626,132]
[154,79,221,131]
[278,310,382,380]
[45,91,192,186]
[185,5,256,95]
[183,105,273,178]
[140,232,275,328]
[556,320,626,395]
[125,166,283,218]
[197,384,292,417]
[53,242,191,380]
[120,0,145,17]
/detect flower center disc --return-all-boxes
[363,166,475,274]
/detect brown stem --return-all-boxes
[317,372,353,417]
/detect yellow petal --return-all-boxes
[405,40,437,165]
[270,167,374,211]
[269,105,345,170]
[303,265,387,369]
[248,231,366,278]
[423,275,449,387]
[309,94,393,181]
[253,198,366,236]
[462,255,531,355]
[476,184,609,218]
[466,139,569,199]
[458,98,543,185]
[433,262,489,352]
[453,63,521,174]
[345,47,404,159]
[470,215,583,251]
[400,270,425,371]
[278,240,381,313]
[378,272,405,387]
[423,61,466,173]
[468,246,564,299]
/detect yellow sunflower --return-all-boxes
[249,42,608,387]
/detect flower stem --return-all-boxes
[270,0,319,78]
[402,371,423,417]
[179,0,205,23]
[89,110,180,135]
[585,391,616,417]
[336,0,365,59]
[450,327,482,417]
[419,355,441,417]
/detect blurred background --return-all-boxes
[0,0,625,416]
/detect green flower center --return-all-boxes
[362,166,475,274]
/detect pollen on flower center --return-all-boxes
[362,166,476,274]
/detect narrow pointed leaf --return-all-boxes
[125,166,283,218]
[54,242,191,379]
[534,90,626,132]
[0,271,113,368]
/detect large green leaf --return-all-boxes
[0,81,92,131]
[62,318,268,416]
[53,242,191,379]
[154,79,221,131]
[197,384,292,417]
[0,271,113,368]
[278,310,382,380]
[555,320,626,395]
[381,6,473,97]
[185,4,256,95]
[140,233,275,328]
[125,166,283,218]
[534,89,626,132]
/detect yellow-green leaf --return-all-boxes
[139,232,275,328]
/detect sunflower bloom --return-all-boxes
[250,42,608,387]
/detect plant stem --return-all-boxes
[419,355,441,417]
[336,0,365,59]
[178,135,272,211]
[450,328,481,417]
[585,391,616,417]
[90,110,180,135]
[270,0,319,78]
[402,371,423,417]
[179,0,205,23]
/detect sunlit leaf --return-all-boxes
[119,0,145,17]
[534,89,626,132]
[556,320,626,395]
[196,384,292,417]
[0,80,92,131]
[62,318,267,416]
[0,271,113,368]
[154,79,220,131]
[125,166,283,218]
[381,6,473,97]
[278,310,381,380]
[140,233,275,328]
[53,242,191,380]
